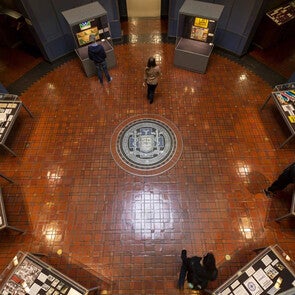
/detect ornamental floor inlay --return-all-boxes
[110,114,183,176]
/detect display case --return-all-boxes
[0,188,24,233]
[62,2,116,77]
[253,1,295,49]
[0,252,95,295]
[213,245,295,295]
[174,0,224,74]
[0,93,33,156]
[261,82,295,148]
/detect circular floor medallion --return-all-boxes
[110,114,183,176]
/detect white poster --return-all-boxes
[244,277,263,295]
[253,268,273,290]
[262,255,272,266]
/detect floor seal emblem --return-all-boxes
[110,114,183,176]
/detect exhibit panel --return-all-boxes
[62,2,116,77]
[174,0,224,73]
[0,252,89,295]
[213,245,295,295]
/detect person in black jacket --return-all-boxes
[177,250,218,290]
[263,162,295,198]
[88,34,112,84]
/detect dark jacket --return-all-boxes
[88,43,106,64]
[186,256,218,290]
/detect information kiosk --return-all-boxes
[62,2,116,77]
[174,0,224,73]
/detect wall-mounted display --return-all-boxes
[174,0,224,74]
[62,2,116,77]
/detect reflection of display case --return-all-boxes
[62,2,116,77]
[174,0,223,74]
[0,252,92,295]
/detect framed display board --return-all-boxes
[0,252,91,295]
[213,245,295,295]
[174,0,224,73]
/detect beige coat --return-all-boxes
[144,66,161,85]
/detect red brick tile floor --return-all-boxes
[0,18,294,295]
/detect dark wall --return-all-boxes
[16,0,121,62]
[168,0,265,56]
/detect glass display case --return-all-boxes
[174,0,224,74]
[212,245,295,295]
[62,2,116,77]
[0,93,33,157]
[0,187,24,233]
[253,1,295,49]
[0,252,90,295]
[261,82,295,148]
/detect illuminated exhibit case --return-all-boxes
[174,0,224,74]
[62,2,116,77]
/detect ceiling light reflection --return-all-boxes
[236,162,251,178]
[43,223,60,241]
[239,74,247,81]
[130,192,174,240]
[240,217,253,239]
[47,166,64,185]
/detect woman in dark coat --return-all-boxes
[177,250,218,290]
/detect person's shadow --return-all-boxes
[243,170,269,195]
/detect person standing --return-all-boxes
[88,34,112,84]
[263,162,295,197]
[177,250,218,290]
[143,57,161,104]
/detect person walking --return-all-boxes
[263,162,295,197]
[177,250,218,291]
[143,57,161,104]
[88,34,112,84]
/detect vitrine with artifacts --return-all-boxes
[174,0,224,73]
[62,2,116,77]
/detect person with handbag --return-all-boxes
[177,250,218,290]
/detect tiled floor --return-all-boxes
[0,18,294,295]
